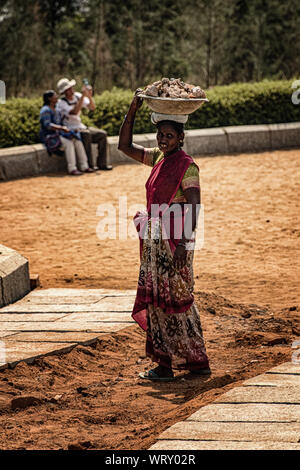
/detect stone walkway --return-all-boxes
[0,288,136,369]
[150,361,300,450]
[0,288,299,450]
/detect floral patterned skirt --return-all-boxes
[146,303,209,371]
[134,216,209,371]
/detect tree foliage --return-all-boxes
[0,0,299,97]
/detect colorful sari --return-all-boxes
[132,148,209,371]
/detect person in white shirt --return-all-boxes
[40,90,94,176]
[56,78,112,170]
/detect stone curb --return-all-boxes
[0,122,300,180]
[0,244,31,308]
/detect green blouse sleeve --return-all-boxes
[143,147,164,167]
[181,163,200,191]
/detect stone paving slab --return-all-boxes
[187,403,300,422]
[60,311,133,322]
[0,340,77,369]
[23,295,106,305]
[93,297,135,310]
[157,421,300,443]
[29,288,136,297]
[150,440,300,450]
[0,331,19,339]
[10,331,103,344]
[0,313,67,322]
[215,386,300,404]
[242,373,300,387]
[0,297,135,313]
[0,321,133,332]
[267,362,300,375]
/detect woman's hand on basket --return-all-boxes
[173,244,187,270]
[131,89,143,111]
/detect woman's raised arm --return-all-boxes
[118,93,145,163]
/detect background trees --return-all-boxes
[0,0,299,97]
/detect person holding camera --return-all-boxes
[56,77,112,171]
[40,90,94,176]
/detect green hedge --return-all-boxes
[0,80,299,148]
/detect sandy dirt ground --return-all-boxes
[0,149,299,450]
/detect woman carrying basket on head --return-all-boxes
[118,91,210,381]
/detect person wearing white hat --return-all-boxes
[56,78,112,170]
[39,90,94,176]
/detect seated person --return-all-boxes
[56,78,112,170]
[39,90,94,175]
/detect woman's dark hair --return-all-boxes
[43,90,55,106]
[156,120,185,146]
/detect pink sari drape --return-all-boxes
[132,149,198,331]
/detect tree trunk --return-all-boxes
[91,0,103,91]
